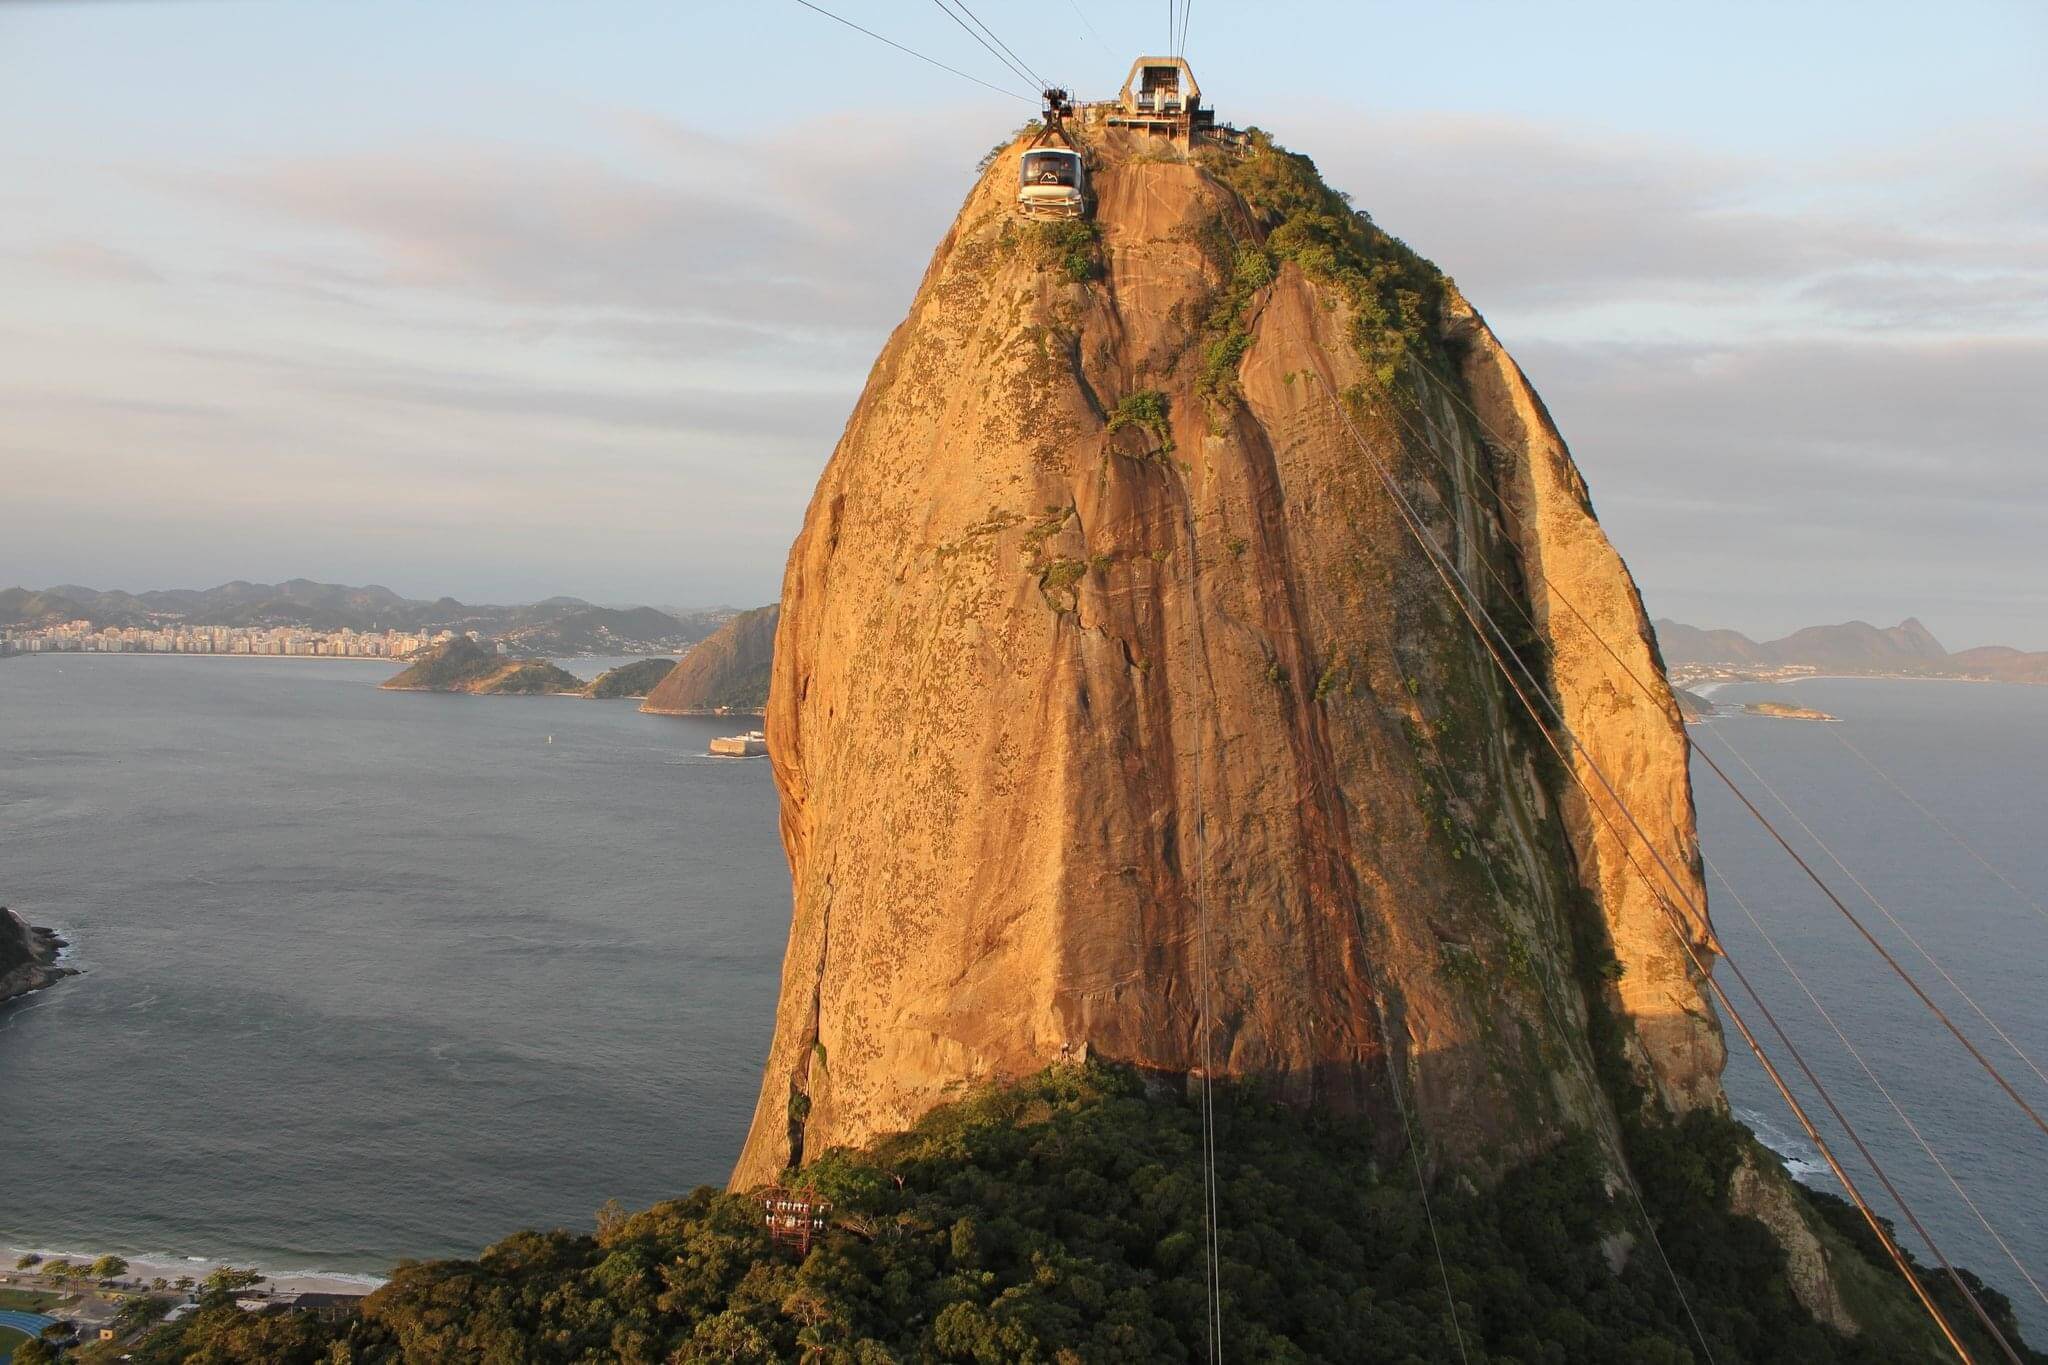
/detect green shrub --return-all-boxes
[1025,219,1101,283]
[125,1061,2023,1363]
[1106,389,1173,456]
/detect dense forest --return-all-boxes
[127,1064,2034,1363]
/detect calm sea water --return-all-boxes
[0,654,786,1277]
[0,660,2041,1335]
[1700,678,2048,1338]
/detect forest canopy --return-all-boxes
[128,1063,2034,1363]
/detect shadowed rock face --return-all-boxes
[731,129,1724,1192]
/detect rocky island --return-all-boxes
[1745,699,1840,721]
[378,636,584,695]
[580,657,678,699]
[0,906,76,1005]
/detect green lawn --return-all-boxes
[0,1322,32,1364]
[0,1289,61,1311]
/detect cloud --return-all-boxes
[1521,333,2048,643]
[1289,109,2048,335]
[31,239,163,284]
[178,111,994,347]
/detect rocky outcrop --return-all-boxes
[726,122,1751,1199]
[582,657,678,699]
[1442,292,1727,1117]
[640,606,778,714]
[380,637,584,695]
[0,907,76,1005]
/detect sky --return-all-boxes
[2,0,2044,645]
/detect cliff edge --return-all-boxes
[728,119,1851,1321]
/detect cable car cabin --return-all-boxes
[1017,147,1086,220]
[1106,56,1214,141]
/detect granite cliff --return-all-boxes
[640,605,778,714]
[729,122,1856,1325]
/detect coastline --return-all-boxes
[2,1241,386,1298]
[0,912,79,1007]
[3,652,391,664]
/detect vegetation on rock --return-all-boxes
[126,1065,2033,1363]
[582,657,679,700]
[379,637,585,695]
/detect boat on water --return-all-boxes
[710,729,767,758]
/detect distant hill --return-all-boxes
[582,657,678,699]
[1654,617,2047,683]
[1671,686,1718,720]
[2,579,735,654]
[380,637,585,695]
[641,605,777,714]
[1949,645,2048,684]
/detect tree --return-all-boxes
[200,1266,264,1301]
[14,1252,41,1269]
[13,1338,57,1365]
[114,1295,176,1335]
[90,1253,129,1279]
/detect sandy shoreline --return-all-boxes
[4,1241,386,1297]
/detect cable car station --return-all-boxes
[1015,58,1230,221]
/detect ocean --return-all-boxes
[0,654,787,1279]
[0,659,2041,1335]
[1698,677,2048,1338]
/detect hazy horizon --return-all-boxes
[6,573,2039,655]
[4,1,2043,646]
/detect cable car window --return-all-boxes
[1022,153,1078,186]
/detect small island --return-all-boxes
[581,657,678,700]
[1,906,77,1005]
[1743,699,1839,722]
[380,637,584,695]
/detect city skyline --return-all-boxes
[4,2,2044,646]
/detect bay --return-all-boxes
[2,657,2041,1339]
[0,653,785,1276]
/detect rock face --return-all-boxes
[0,907,76,1005]
[641,606,778,714]
[730,127,1729,1208]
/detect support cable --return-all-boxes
[790,0,1034,102]
[1698,723,2048,1097]
[1704,851,2048,1311]
[1062,0,1117,62]
[1833,728,2048,930]
[1306,367,1999,1362]
[1172,443,1226,1365]
[1361,362,2039,1352]
[928,0,1040,94]
[1411,736,1707,1360]
[1200,200,1467,1361]
[948,0,1050,90]
[1369,990,1473,1365]
[1389,359,2048,1144]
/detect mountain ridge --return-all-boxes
[1656,616,2048,682]
[0,580,737,655]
